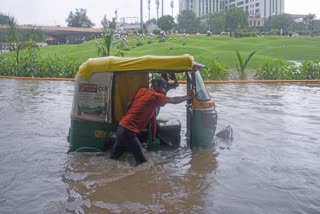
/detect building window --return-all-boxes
[237,1,244,6]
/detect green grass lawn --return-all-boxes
[2,35,320,71]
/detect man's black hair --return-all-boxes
[151,76,167,87]
[161,72,177,81]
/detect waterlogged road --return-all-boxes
[0,79,319,213]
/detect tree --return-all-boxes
[146,18,157,26]
[313,20,320,33]
[225,7,248,34]
[5,15,41,67]
[177,10,201,33]
[66,8,95,28]
[303,13,316,32]
[6,15,20,48]
[208,12,225,34]
[0,13,10,24]
[6,15,24,65]
[101,14,109,30]
[292,22,307,33]
[108,17,117,30]
[264,14,294,34]
[157,15,175,31]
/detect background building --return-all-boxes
[179,0,222,17]
[179,0,285,26]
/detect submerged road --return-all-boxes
[0,79,319,213]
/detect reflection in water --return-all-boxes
[216,125,233,142]
[61,145,218,213]
[0,79,320,213]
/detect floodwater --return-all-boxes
[0,79,320,214]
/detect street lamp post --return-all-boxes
[140,0,143,30]
[162,0,164,17]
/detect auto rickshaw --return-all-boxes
[68,54,217,152]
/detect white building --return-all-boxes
[179,0,222,17]
[179,0,284,19]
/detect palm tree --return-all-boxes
[235,50,257,80]
[170,0,174,17]
[6,16,19,46]
[6,15,37,66]
[96,30,113,56]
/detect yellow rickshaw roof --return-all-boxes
[77,54,194,80]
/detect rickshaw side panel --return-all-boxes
[69,71,149,152]
[69,72,115,152]
[69,119,117,152]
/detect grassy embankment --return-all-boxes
[1,35,319,78]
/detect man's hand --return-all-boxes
[169,94,191,104]
[188,89,194,100]
[173,80,179,89]
[186,94,192,101]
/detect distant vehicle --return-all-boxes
[221,32,230,36]
[0,44,12,53]
[292,33,300,37]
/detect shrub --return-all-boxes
[256,58,320,80]
[299,58,320,79]
[235,32,257,38]
[196,57,229,80]
[136,41,143,46]
[153,29,161,35]
[255,59,290,80]
[0,54,80,78]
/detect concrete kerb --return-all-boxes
[1,76,320,84]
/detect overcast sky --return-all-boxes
[1,0,320,27]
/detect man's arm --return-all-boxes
[167,95,191,104]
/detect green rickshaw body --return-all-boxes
[191,108,217,146]
[186,70,217,147]
[68,55,217,152]
[69,119,116,152]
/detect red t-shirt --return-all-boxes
[120,88,170,133]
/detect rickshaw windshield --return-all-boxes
[194,71,211,101]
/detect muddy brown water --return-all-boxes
[0,79,319,213]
